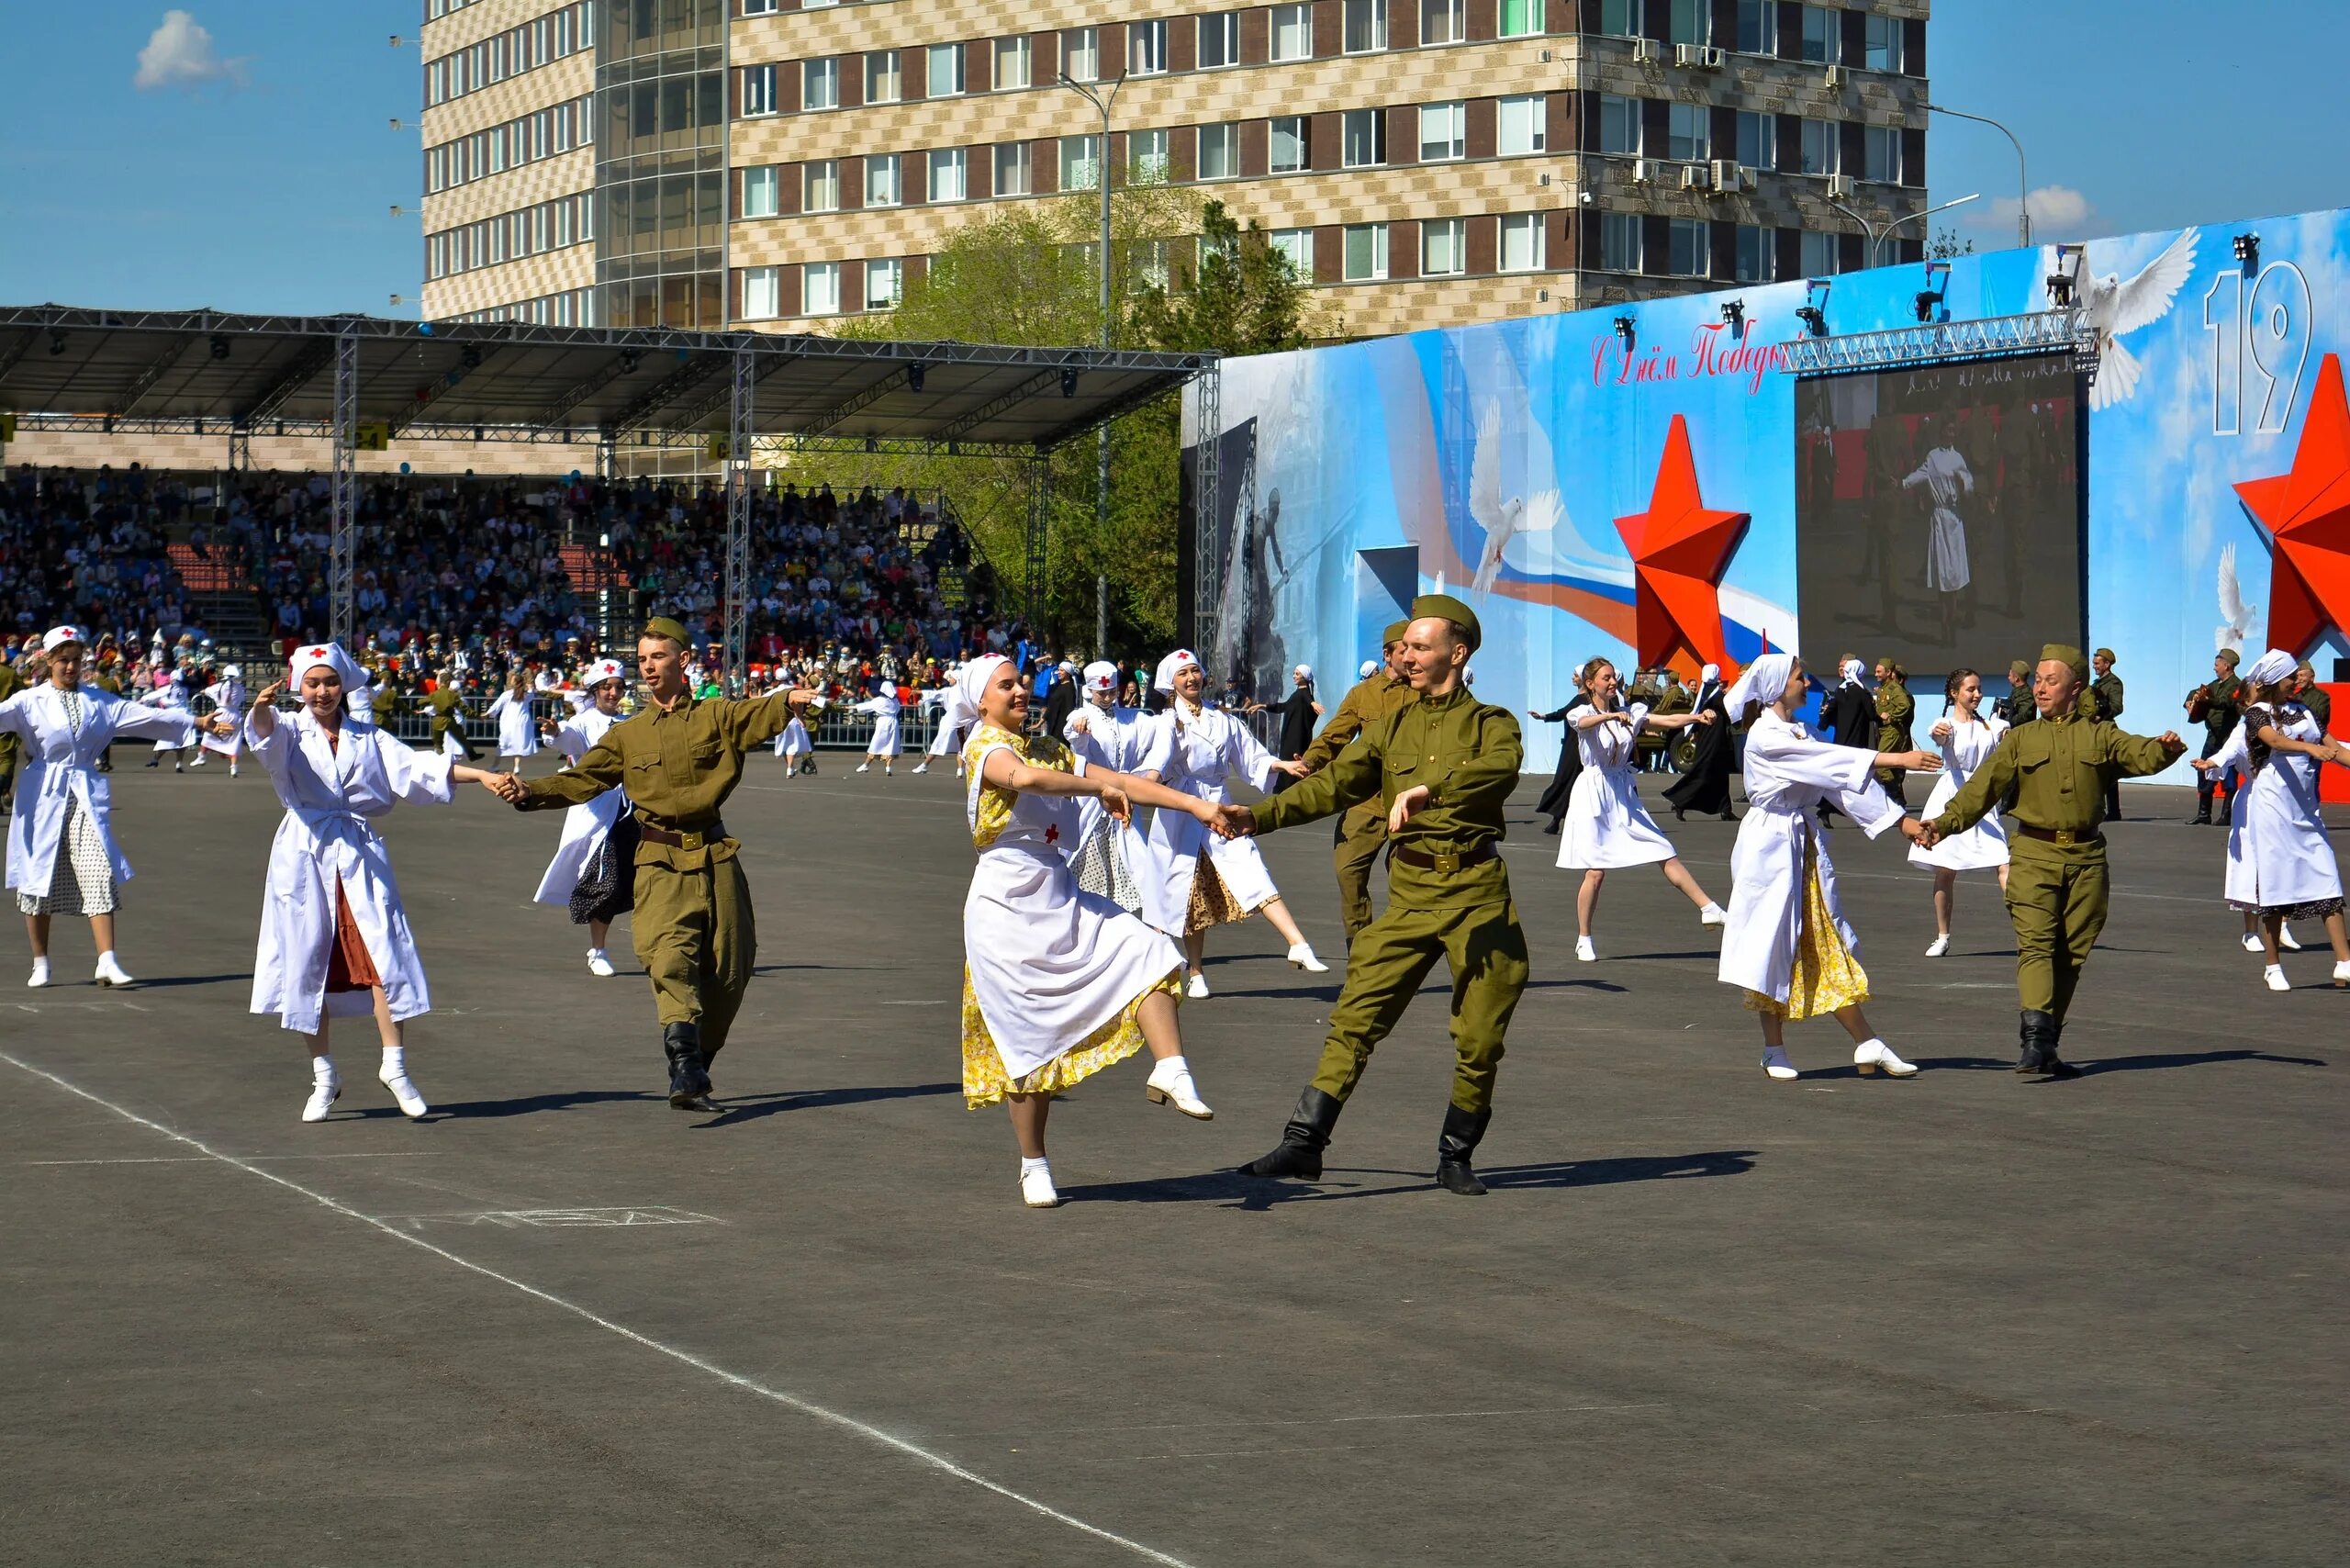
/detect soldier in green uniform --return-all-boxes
[1872,657,1915,805]
[425,674,477,759]
[0,652,19,808]
[495,618,814,1109]
[1217,595,1528,1195]
[2090,648,2126,817]
[2185,648,2245,824]
[370,665,401,732]
[1292,620,1416,945]
[1926,644,2185,1079]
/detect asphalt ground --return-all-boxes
[1,753,2343,1567]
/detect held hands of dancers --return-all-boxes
[484,771,529,802]
[1211,802,1257,839]
[1900,817,1939,847]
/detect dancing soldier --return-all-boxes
[1062,659,1158,913]
[2090,648,2127,818]
[1927,644,2187,1078]
[247,644,510,1122]
[1715,654,1941,1081]
[496,618,818,1110]
[1221,596,1528,1196]
[1293,622,1416,944]
[532,658,638,978]
[955,655,1222,1209]
[2185,649,2245,824]
[3,626,231,989]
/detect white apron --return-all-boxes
[1908,711,2010,871]
[533,707,631,905]
[773,716,811,758]
[198,679,248,758]
[487,689,539,757]
[856,694,902,756]
[1558,707,1676,869]
[2209,708,2344,911]
[2,685,197,897]
[1136,703,1281,933]
[1718,711,1905,1003]
[961,723,1184,1080]
[245,709,456,1035]
[1065,700,1160,913]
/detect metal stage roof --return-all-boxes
[0,306,1210,456]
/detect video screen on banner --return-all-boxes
[1793,354,2084,679]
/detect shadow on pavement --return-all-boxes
[128,973,253,990]
[689,1081,959,1128]
[1058,1149,1759,1210]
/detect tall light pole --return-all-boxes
[1924,103,2029,249]
[1828,192,1979,268]
[1058,69,1125,659]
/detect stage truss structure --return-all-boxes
[1779,307,2098,383]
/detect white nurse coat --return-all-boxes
[532,706,631,905]
[1136,702,1282,930]
[1,685,198,899]
[487,689,540,757]
[855,692,902,756]
[2207,706,2344,911]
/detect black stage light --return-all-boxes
[47,331,66,355]
[1721,300,1745,341]
[1060,367,1080,397]
[1613,314,1637,352]
[907,361,926,392]
[1796,306,1828,337]
[2232,231,2260,275]
[209,334,230,360]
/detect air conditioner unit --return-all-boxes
[1824,63,1845,89]
[1699,46,1728,69]
[1737,163,1759,191]
[1631,37,1660,63]
[1679,163,1707,192]
[1826,173,1855,198]
[1673,42,1704,66]
[1708,160,1740,194]
[1631,158,1658,185]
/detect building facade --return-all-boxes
[418,0,1930,339]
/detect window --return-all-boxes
[1498,95,1546,156]
[1423,0,1465,44]
[1863,125,1901,183]
[1863,13,1903,71]
[1735,110,1774,170]
[1667,102,1709,161]
[1060,134,1100,190]
[1499,212,1546,272]
[864,50,900,103]
[1799,118,1837,174]
[803,58,839,111]
[1343,0,1386,54]
[866,153,901,207]
[1342,108,1386,167]
[1136,238,1175,288]
[743,265,780,319]
[1798,5,1839,62]
[1598,94,1641,154]
[1600,0,1643,37]
[1799,230,1841,274]
[1499,0,1544,38]
[744,64,778,116]
[1199,123,1240,180]
[1736,0,1775,52]
[994,142,1030,196]
[1733,224,1773,282]
[928,148,966,201]
[926,43,964,97]
[1122,18,1164,74]
[1200,12,1240,67]
[1420,102,1466,161]
[1270,228,1314,274]
[1422,218,1467,276]
[1667,0,1707,45]
[995,36,1030,88]
[1601,210,1643,271]
[1126,129,1169,180]
[1270,3,1312,60]
[1269,116,1308,172]
[744,0,778,12]
[1063,27,1099,82]
[1666,218,1708,276]
[804,262,841,316]
[866,259,902,310]
[803,160,839,212]
[1342,222,1388,280]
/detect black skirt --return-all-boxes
[568,815,642,925]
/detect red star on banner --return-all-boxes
[1612,414,1751,679]
[2234,352,2350,658]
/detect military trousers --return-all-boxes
[1308,896,1528,1114]
[2000,843,2108,1022]
[1331,804,1388,946]
[632,856,756,1060]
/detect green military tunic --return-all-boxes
[1932,708,2177,1022]
[0,659,19,796]
[371,681,400,730]
[1293,669,1417,943]
[1253,686,1528,1114]
[425,686,476,757]
[512,689,796,1061]
[1874,677,1915,798]
[2091,671,2124,722]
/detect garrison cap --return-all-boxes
[2215,647,2241,667]
[1382,620,1410,649]
[1409,593,1482,652]
[2040,643,2089,681]
[2094,647,2115,663]
[643,616,691,647]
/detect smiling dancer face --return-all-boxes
[299,664,346,727]
[43,643,85,690]
[1169,661,1208,707]
[589,677,626,716]
[1581,657,1620,708]
[1946,669,1982,719]
[978,658,1028,730]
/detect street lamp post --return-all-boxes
[1058,69,1126,660]
[1828,192,1980,268]
[1924,103,2030,249]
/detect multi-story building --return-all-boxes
[418,0,1930,339]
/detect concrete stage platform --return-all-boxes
[2,758,2342,1566]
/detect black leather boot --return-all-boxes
[1238,1086,1342,1179]
[2040,1015,2082,1080]
[2191,779,2213,823]
[663,1022,712,1108]
[2015,1010,2054,1074]
[2216,792,2233,827]
[1435,1104,1493,1195]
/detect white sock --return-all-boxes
[381,1045,406,1075]
[1019,1155,1050,1177]
[312,1053,337,1085]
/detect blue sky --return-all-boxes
[1,1,2346,317]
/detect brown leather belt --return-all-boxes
[2011,823,2102,847]
[636,818,728,850]
[1389,842,1499,874]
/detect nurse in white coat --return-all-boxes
[912,683,955,774]
[772,710,813,775]
[1716,654,1941,1081]
[246,642,507,1123]
[1063,659,1158,913]
[191,666,248,777]
[956,654,1221,1208]
[2190,648,2350,990]
[853,683,901,775]
[1554,655,1726,960]
[4,625,225,989]
[140,670,196,772]
[1136,649,1325,997]
[1910,668,2010,956]
[486,669,539,772]
[532,658,635,977]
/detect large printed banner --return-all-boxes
[1183,207,2350,787]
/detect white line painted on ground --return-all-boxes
[24,1152,437,1166]
[0,1049,1201,1568]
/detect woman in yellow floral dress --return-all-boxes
[955,655,1229,1208]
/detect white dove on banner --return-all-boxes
[2216,541,2260,652]
[1468,399,1566,593]
[2065,228,2199,412]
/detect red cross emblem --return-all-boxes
[1045,823,1059,845]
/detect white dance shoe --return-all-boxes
[856,761,871,773]
[2242,932,2263,953]
[1287,942,1329,973]
[1698,903,1728,928]
[1574,935,1597,962]
[2278,923,2303,952]
[1853,1038,1919,1077]
[379,1065,430,1119]
[302,1081,340,1123]
[27,958,50,989]
[1184,971,1211,1000]
[1761,1046,1798,1081]
[188,754,207,767]
[93,954,134,988]
[586,948,616,978]
[912,761,930,774]
[1924,935,1951,958]
[2263,964,2290,992]
[2333,960,2350,989]
[1019,1162,1062,1209]
[1145,1055,1214,1119]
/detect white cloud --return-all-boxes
[1973,185,2096,239]
[134,11,250,92]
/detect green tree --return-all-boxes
[1928,226,1976,260]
